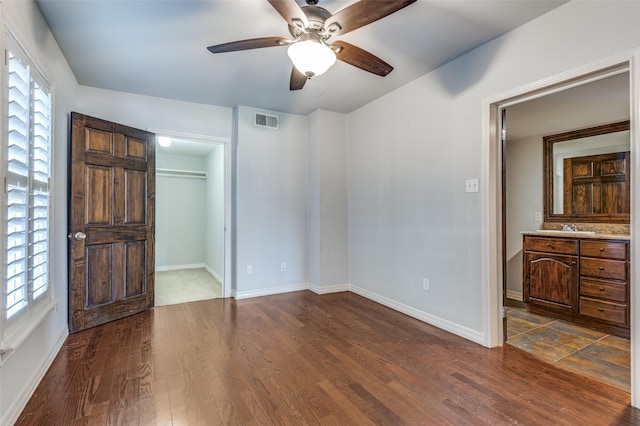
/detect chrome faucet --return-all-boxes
[561,224,579,231]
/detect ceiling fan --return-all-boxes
[207,0,417,90]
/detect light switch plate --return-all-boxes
[465,178,479,193]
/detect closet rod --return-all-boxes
[156,168,207,180]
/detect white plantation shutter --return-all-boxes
[29,78,51,301]
[3,34,52,329]
[6,49,30,319]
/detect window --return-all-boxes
[1,30,54,350]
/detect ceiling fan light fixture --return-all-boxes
[287,39,336,78]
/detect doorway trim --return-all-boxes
[149,128,233,298]
[481,47,640,406]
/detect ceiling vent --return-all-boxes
[254,112,279,129]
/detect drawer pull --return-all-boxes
[547,243,553,248]
[599,248,605,252]
[599,266,604,270]
[598,308,605,312]
[599,287,605,291]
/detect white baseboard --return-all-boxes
[2,327,68,426]
[350,285,485,346]
[506,290,523,301]
[233,282,309,300]
[308,282,351,295]
[204,264,223,283]
[233,281,484,345]
[155,263,205,272]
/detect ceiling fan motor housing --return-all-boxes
[288,6,332,37]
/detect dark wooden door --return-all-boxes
[563,151,630,215]
[69,112,155,333]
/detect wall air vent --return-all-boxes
[254,112,279,129]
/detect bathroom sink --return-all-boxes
[533,229,596,237]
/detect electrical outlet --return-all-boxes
[246,265,253,274]
[534,211,542,222]
[423,278,430,291]
[280,262,286,272]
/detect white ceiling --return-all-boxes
[35,0,567,116]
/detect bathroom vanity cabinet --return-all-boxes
[523,234,629,337]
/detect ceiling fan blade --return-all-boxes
[207,36,289,53]
[290,67,308,90]
[267,0,309,29]
[334,41,393,77]
[324,0,417,36]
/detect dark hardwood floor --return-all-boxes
[16,291,640,425]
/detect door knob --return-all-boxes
[74,232,87,240]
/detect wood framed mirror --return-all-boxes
[543,120,630,223]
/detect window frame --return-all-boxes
[0,25,57,365]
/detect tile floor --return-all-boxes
[506,306,630,392]
[155,268,223,306]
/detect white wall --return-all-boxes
[505,136,543,299]
[347,1,640,340]
[76,87,232,140]
[234,106,308,296]
[205,145,225,281]
[156,155,207,269]
[308,110,349,289]
[0,1,78,423]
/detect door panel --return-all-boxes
[126,136,147,159]
[86,165,114,225]
[125,241,146,297]
[69,112,155,333]
[124,170,147,224]
[86,127,114,154]
[86,244,114,307]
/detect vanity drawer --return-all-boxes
[580,258,626,280]
[580,241,627,260]
[580,278,626,303]
[580,297,627,324]
[523,237,578,255]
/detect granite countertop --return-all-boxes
[521,230,630,241]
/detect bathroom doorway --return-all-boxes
[154,135,227,306]
[501,71,631,391]
[482,50,640,407]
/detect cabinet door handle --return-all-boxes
[599,266,604,270]
[571,261,576,265]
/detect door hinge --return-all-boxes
[502,306,507,319]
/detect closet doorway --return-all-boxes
[154,135,226,306]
